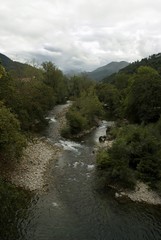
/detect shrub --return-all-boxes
[96,123,161,189]
[61,126,71,138]
[0,102,26,161]
[66,110,88,135]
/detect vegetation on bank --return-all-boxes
[0,102,26,161]
[97,123,161,190]
[96,57,161,192]
[0,61,68,163]
[61,86,104,137]
[0,57,103,163]
[1,52,161,194]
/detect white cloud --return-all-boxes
[1,0,161,71]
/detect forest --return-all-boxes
[1,53,161,193]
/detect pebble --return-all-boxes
[10,104,69,192]
[126,182,161,205]
[114,182,161,205]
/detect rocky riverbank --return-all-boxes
[10,139,62,191]
[114,181,161,205]
[98,138,161,205]
[2,103,71,192]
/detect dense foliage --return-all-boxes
[96,83,120,118]
[0,60,69,162]
[0,102,26,161]
[96,55,161,192]
[67,75,95,98]
[1,51,161,193]
[124,66,161,123]
[62,87,104,137]
[97,124,161,190]
[42,62,68,103]
[119,53,161,75]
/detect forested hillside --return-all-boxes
[120,53,161,74]
[103,53,161,83]
[0,53,42,79]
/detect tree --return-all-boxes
[96,83,120,118]
[64,87,104,136]
[68,75,94,98]
[0,64,6,78]
[125,66,161,123]
[96,123,161,189]
[66,110,88,135]
[42,61,68,103]
[96,139,136,189]
[0,62,56,131]
[0,102,26,161]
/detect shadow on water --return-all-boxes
[0,179,37,240]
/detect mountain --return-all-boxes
[103,53,161,84]
[86,61,129,81]
[119,53,161,75]
[0,53,13,69]
[0,53,42,79]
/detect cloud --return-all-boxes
[1,0,161,71]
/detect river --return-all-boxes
[2,103,161,240]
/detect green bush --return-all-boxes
[61,126,71,138]
[0,102,26,161]
[96,123,161,189]
[124,66,161,124]
[66,110,88,135]
[65,88,104,136]
[96,139,136,189]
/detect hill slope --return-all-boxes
[86,61,129,81]
[120,53,161,74]
[0,53,42,79]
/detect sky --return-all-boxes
[1,0,161,72]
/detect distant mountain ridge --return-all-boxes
[103,53,161,83]
[86,61,129,81]
[0,53,130,81]
[0,53,41,79]
[0,53,14,70]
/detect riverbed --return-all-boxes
[2,103,161,240]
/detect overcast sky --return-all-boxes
[1,0,161,71]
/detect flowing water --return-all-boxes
[2,103,161,240]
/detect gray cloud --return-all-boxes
[1,0,161,71]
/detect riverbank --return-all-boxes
[114,181,161,205]
[98,138,161,205]
[0,103,71,192]
[10,138,62,191]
